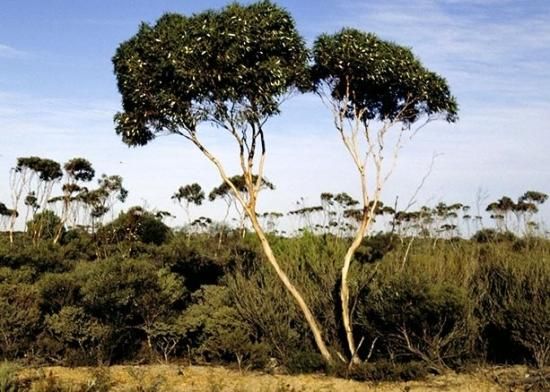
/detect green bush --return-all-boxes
[0,239,69,274]
[472,228,517,243]
[0,284,42,359]
[37,272,81,314]
[59,228,95,261]
[46,306,113,366]
[161,235,231,292]
[26,210,64,242]
[180,285,270,369]
[355,274,477,372]
[475,258,550,367]
[97,207,172,246]
[0,361,22,392]
[330,359,429,382]
[285,351,325,374]
[75,257,186,363]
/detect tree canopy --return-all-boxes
[311,28,458,124]
[113,0,308,146]
[172,183,205,207]
[208,175,274,202]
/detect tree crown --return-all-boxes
[311,28,458,124]
[113,0,308,146]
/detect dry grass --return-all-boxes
[14,364,524,392]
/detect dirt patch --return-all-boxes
[18,364,544,391]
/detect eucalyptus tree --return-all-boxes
[8,157,62,243]
[80,174,128,231]
[172,183,205,227]
[258,211,283,233]
[516,190,548,233]
[311,28,458,360]
[209,174,274,233]
[486,196,516,232]
[23,191,39,224]
[288,203,324,234]
[320,192,360,236]
[0,202,15,230]
[50,158,95,243]
[112,2,333,360]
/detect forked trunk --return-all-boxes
[248,213,333,363]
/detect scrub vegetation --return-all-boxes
[0,0,548,389]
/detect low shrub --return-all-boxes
[329,359,429,382]
[475,259,550,367]
[0,361,22,392]
[355,274,477,372]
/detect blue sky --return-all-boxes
[1,0,549,229]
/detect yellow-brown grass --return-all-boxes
[17,364,517,391]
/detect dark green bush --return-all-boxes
[475,260,550,367]
[97,207,172,246]
[472,228,517,243]
[37,272,81,314]
[46,306,114,366]
[330,359,429,381]
[0,284,42,359]
[180,285,270,369]
[59,228,96,260]
[355,233,397,264]
[285,351,325,374]
[161,235,231,292]
[26,210,64,242]
[0,240,69,274]
[355,274,477,372]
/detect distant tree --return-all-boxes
[171,183,205,227]
[9,157,62,243]
[80,174,128,231]
[289,204,324,234]
[518,190,548,205]
[50,158,95,244]
[485,191,549,235]
[209,175,274,233]
[0,202,16,230]
[23,191,39,224]
[319,192,360,235]
[516,190,548,234]
[112,2,335,361]
[311,28,458,360]
[258,211,283,233]
[486,196,516,231]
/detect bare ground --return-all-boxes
[18,364,549,391]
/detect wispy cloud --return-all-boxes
[336,0,550,105]
[0,43,27,59]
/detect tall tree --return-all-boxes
[311,28,458,361]
[112,2,333,361]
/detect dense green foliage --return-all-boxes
[311,28,458,123]
[0,215,548,376]
[113,0,308,146]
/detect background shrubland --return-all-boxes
[1,178,548,381]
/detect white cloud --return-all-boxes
[0,44,27,59]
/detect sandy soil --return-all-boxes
[18,364,545,391]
